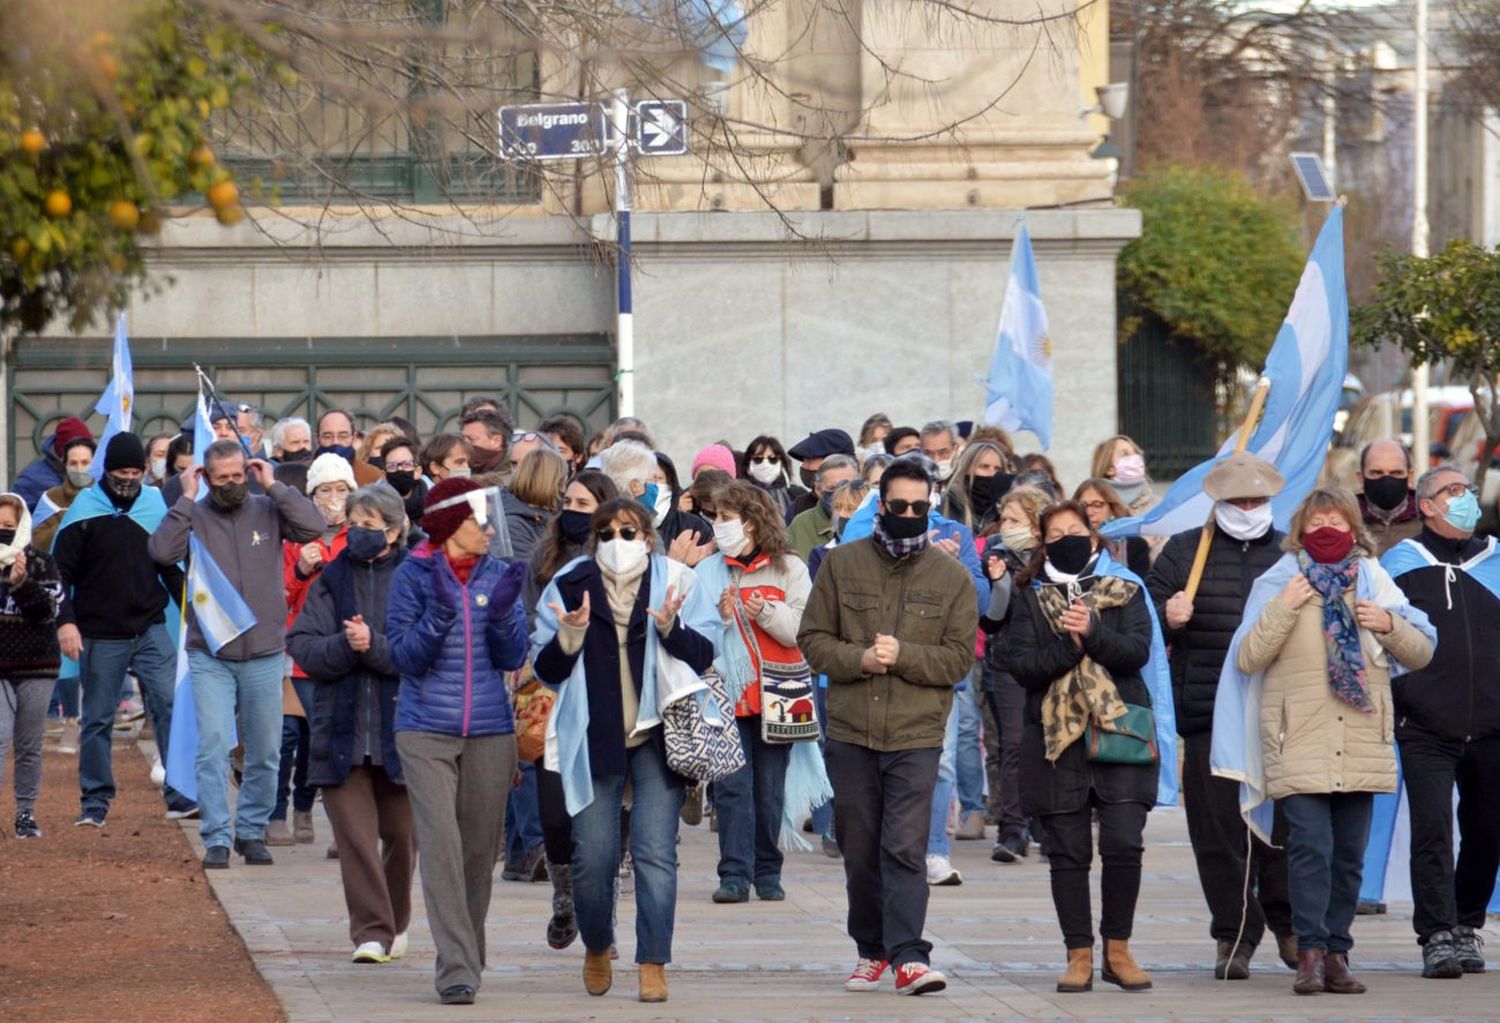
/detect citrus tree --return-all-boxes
[1,0,269,333]
[1353,240,1500,489]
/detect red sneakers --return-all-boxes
[894,962,948,996]
[844,958,889,991]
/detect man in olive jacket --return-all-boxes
[798,459,978,996]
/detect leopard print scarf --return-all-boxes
[1036,575,1138,762]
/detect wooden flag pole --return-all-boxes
[1182,378,1272,602]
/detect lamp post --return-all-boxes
[1411,0,1430,465]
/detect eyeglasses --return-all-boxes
[1429,482,1479,500]
[1080,499,1110,513]
[597,526,641,542]
[749,455,780,465]
[385,460,417,472]
[884,499,931,517]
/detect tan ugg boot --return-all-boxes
[638,963,668,1003]
[1056,946,1093,992]
[1101,938,1152,991]
[583,949,612,996]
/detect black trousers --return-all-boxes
[536,762,574,865]
[1400,733,1500,942]
[1182,732,1292,947]
[825,739,941,967]
[984,671,1027,841]
[1039,795,1149,949]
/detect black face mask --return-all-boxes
[1046,534,1095,576]
[281,448,314,464]
[559,509,593,545]
[880,511,929,541]
[315,444,356,463]
[0,529,15,547]
[104,474,142,508]
[799,466,817,490]
[385,469,418,496]
[967,472,1013,516]
[210,482,249,511]
[1364,475,1410,512]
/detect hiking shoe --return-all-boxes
[265,818,295,847]
[894,962,947,996]
[14,810,41,839]
[292,809,316,844]
[202,845,231,869]
[712,881,749,904]
[234,837,274,865]
[1215,939,1252,980]
[165,797,199,820]
[844,958,888,991]
[1422,930,1464,979]
[991,833,1028,863]
[73,809,107,828]
[755,880,786,902]
[1452,924,1488,972]
[925,854,962,886]
[352,941,391,964]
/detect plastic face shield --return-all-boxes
[425,486,513,561]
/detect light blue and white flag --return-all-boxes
[1103,206,1348,540]
[89,312,134,480]
[187,534,256,655]
[984,223,1053,449]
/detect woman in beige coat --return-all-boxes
[1237,487,1433,997]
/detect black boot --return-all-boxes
[547,861,578,950]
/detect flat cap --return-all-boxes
[788,428,855,462]
[1203,452,1284,501]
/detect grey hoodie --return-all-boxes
[149,483,325,661]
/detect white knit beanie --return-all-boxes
[305,452,357,494]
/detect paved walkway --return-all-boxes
[173,750,1498,1022]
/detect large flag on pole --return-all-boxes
[984,223,1054,449]
[89,312,134,480]
[1103,206,1348,540]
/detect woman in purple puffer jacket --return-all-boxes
[386,477,529,1008]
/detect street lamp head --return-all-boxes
[1097,83,1129,121]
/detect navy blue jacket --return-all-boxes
[12,440,62,511]
[288,548,404,786]
[386,542,529,737]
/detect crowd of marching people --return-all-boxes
[2,399,1499,1007]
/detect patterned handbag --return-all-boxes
[509,662,554,765]
[661,668,746,782]
[725,587,820,744]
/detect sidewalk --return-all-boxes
[180,767,1499,1023]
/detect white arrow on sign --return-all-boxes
[633,99,688,156]
[642,108,678,150]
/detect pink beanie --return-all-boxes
[691,444,737,479]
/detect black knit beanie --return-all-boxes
[103,432,147,473]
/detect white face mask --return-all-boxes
[713,518,749,557]
[748,460,782,486]
[449,466,472,479]
[150,457,167,480]
[1214,500,1274,541]
[597,537,648,576]
[934,459,954,481]
[652,485,673,523]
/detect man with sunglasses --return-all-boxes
[799,458,979,997]
[1379,466,1500,979]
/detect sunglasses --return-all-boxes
[597,526,641,542]
[884,499,931,517]
[749,455,780,465]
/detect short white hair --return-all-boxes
[273,417,311,450]
[600,439,656,493]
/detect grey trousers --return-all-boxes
[396,730,516,994]
[1,677,53,812]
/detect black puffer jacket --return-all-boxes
[1146,524,1283,737]
[1008,573,1158,814]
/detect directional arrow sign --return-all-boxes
[498,102,612,161]
[634,100,689,156]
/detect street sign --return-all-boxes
[634,100,689,156]
[497,102,611,161]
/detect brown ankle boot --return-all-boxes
[1323,952,1366,994]
[1294,948,1325,995]
[583,949,612,996]
[638,963,668,1003]
[1056,946,1093,992]
[1101,938,1152,991]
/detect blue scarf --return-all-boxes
[1300,552,1370,711]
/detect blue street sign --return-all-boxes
[498,102,611,161]
[634,100,689,156]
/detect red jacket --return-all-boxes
[283,526,348,678]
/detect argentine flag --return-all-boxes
[1103,206,1348,540]
[89,312,134,480]
[984,223,1053,449]
[187,534,257,654]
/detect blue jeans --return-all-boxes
[955,666,985,816]
[190,651,285,848]
[926,695,960,856]
[504,760,544,860]
[571,740,684,963]
[274,677,317,819]
[809,682,835,840]
[715,715,791,886]
[78,625,180,812]
[1282,791,1374,953]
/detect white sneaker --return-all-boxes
[389,932,408,960]
[925,854,962,886]
[150,755,166,787]
[352,941,390,964]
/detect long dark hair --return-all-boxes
[1018,499,1098,587]
[740,435,790,488]
[535,470,618,584]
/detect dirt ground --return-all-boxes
[0,733,284,1023]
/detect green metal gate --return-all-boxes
[7,334,616,468]
[1116,307,1221,478]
